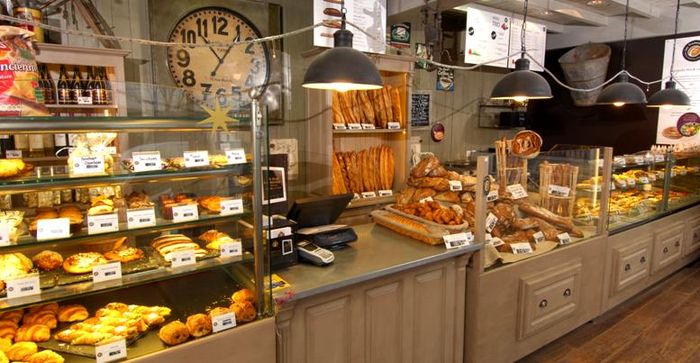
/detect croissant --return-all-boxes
[6,341,37,361]
[26,349,65,363]
[54,329,82,343]
[28,303,58,315]
[57,305,88,323]
[22,311,57,329]
[0,349,6,363]
[0,321,17,340]
[14,324,50,343]
[158,321,189,346]
[70,331,114,346]
[0,310,23,324]
[185,314,212,338]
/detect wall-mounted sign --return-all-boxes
[411,91,431,127]
[436,66,454,91]
[313,0,386,54]
[390,22,411,48]
[415,43,433,70]
[431,122,445,142]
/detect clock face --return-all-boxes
[167,7,270,108]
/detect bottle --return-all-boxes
[53,133,68,156]
[43,64,56,104]
[100,67,112,105]
[13,135,28,155]
[42,134,54,155]
[0,135,14,158]
[57,64,71,105]
[70,65,82,105]
[28,134,45,157]
[84,66,94,104]
[91,67,106,105]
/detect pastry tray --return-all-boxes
[152,246,220,266]
[55,249,160,286]
[371,210,451,245]
[384,203,470,232]
[37,323,153,358]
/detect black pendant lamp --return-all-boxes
[648,0,691,108]
[596,0,647,106]
[490,0,552,102]
[302,1,382,92]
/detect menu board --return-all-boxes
[313,0,386,54]
[464,4,546,71]
[656,35,700,144]
[411,91,431,127]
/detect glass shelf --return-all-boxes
[0,116,251,133]
[2,210,252,252]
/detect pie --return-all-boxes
[62,253,108,274]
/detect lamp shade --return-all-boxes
[596,75,647,106]
[303,29,383,92]
[647,81,691,108]
[490,58,552,102]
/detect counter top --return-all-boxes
[275,223,481,303]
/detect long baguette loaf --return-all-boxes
[517,201,583,237]
[390,87,402,127]
[331,152,347,194]
[383,86,394,123]
[332,92,346,125]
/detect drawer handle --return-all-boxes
[539,299,548,308]
[563,288,572,297]
[675,241,681,247]
[663,247,669,254]
[640,256,646,264]
[625,263,631,271]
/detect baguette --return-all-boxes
[332,92,346,125]
[386,145,395,190]
[373,147,382,191]
[390,87,402,127]
[352,91,364,124]
[359,91,375,126]
[331,152,348,194]
[383,86,394,124]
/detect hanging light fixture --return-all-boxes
[490,0,552,102]
[647,0,691,108]
[596,0,646,106]
[302,0,382,92]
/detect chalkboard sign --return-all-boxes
[411,92,431,127]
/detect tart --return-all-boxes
[104,247,144,263]
[62,253,108,274]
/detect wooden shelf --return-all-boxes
[332,128,406,135]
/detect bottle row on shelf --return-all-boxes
[37,63,114,106]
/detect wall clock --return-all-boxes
[167,7,270,108]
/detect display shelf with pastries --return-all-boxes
[665,147,700,212]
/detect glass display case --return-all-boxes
[0,106,272,361]
[666,154,700,212]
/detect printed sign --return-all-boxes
[92,262,122,283]
[183,150,209,168]
[132,151,162,172]
[126,208,156,229]
[87,213,119,234]
[6,274,40,299]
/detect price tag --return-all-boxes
[449,180,463,191]
[533,231,545,244]
[132,151,162,172]
[613,156,626,166]
[220,199,244,216]
[548,185,571,197]
[5,150,21,159]
[126,208,156,229]
[655,154,665,162]
[419,196,433,203]
[104,146,117,155]
[361,123,375,130]
[95,338,127,363]
[639,176,650,184]
[670,170,676,177]
[332,123,347,130]
[72,155,105,175]
[0,222,10,246]
[361,191,377,199]
[6,274,40,299]
[443,232,473,249]
[679,169,687,176]
[225,148,246,165]
[510,242,534,255]
[92,262,122,283]
[211,312,237,333]
[183,150,209,168]
[634,156,645,165]
[557,232,572,245]
[610,182,616,191]
[506,184,528,199]
[648,173,657,182]
[220,240,242,258]
[378,190,393,197]
[78,96,93,105]
[87,213,119,234]
[172,204,199,223]
[627,178,636,186]
[347,123,362,130]
[486,190,499,202]
[36,218,70,240]
[352,193,361,200]
[170,249,196,267]
[387,122,401,129]
[485,212,498,233]
[489,237,504,247]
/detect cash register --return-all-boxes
[287,194,357,250]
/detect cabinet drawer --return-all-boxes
[517,260,582,340]
[685,217,700,256]
[611,238,651,295]
[653,223,684,273]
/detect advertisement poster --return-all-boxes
[436,66,455,91]
[411,91,431,127]
[508,18,546,72]
[464,4,510,68]
[313,0,386,54]
[656,35,700,144]
[415,42,433,69]
[390,22,411,48]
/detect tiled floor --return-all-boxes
[519,260,700,363]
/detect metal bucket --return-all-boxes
[558,43,611,106]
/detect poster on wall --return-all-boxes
[656,35,700,144]
[313,0,386,54]
[390,22,411,48]
[411,91,432,127]
[415,43,433,69]
[507,18,546,72]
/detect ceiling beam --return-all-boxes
[608,0,660,17]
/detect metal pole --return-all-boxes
[251,98,265,315]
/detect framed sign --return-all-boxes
[411,91,432,127]
[262,166,287,205]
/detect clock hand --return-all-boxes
[199,35,224,64]
[210,43,234,77]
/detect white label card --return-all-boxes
[5,150,21,159]
[506,184,528,199]
[634,156,645,164]
[613,156,626,166]
[170,249,196,267]
[361,191,377,199]
[6,274,40,299]
[0,223,10,246]
[220,240,243,258]
[172,204,199,223]
[347,123,362,130]
[449,180,463,191]
[92,262,122,283]
[627,179,636,186]
[487,190,499,202]
[557,232,572,245]
[485,212,498,233]
[548,185,571,197]
[220,199,244,216]
[419,196,434,203]
[126,208,156,229]
[332,123,347,130]
[211,312,237,333]
[533,231,545,244]
[132,151,162,172]
[77,96,93,105]
[490,237,504,247]
[387,122,401,129]
[510,242,534,255]
[72,155,105,175]
[361,123,375,129]
[87,213,119,234]
[225,148,246,165]
[36,218,70,240]
[610,182,616,191]
[639,176,650,184]
[183,150,209,168]
[443,232,473,249]
[95,338,127,363]
[378,190,393,197]
[655,154,665,162]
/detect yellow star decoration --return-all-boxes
[197,102,238,133]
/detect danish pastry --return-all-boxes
[104,247,144,263]
[231,288,255,304]
[0,337,11,352]
[0,349,6,363]
[57,305,88,323]
[0,321,17,340]
[158,321,189,346]
[26,349,65,363]
[185,314,212,338]
[208,307,231,320]
[62,252,108,274]
[0,310,22,324]
[14,324,50,342]
[6,341,37,361]
[229,301,256,323]
[31,251,63,271]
